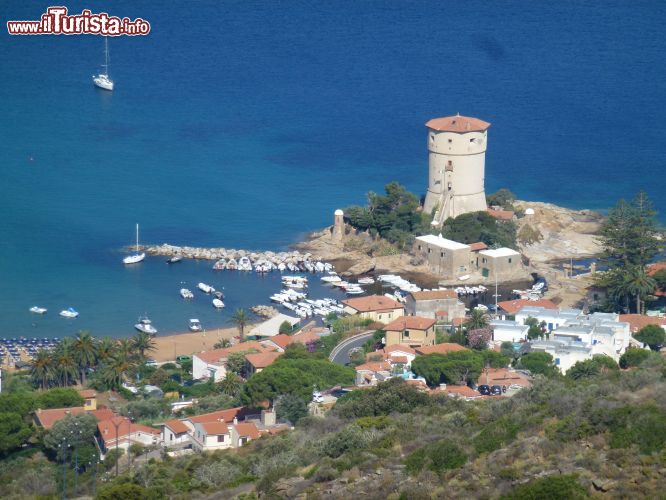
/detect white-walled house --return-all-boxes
[97,417,160,454]
[161,419,191,447]
[191,421,231,452]
[490,320,529,343]
[192,341,272,382]
[515,307,581,331]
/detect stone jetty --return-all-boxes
[144,243,322,266]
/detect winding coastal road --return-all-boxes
[329,330,376,365]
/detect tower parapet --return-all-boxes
[423,114,490,226]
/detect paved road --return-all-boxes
[330,331,375,365]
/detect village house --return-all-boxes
[413,234,471,279]
[404,290,465,323]
[495,298,558,320]
[477,247,521,279]
[161,419,190,446]
[619,314,666,334]
[374,344,417,367]
[489,319,529,343]
[33,405,114,430]
[260,328,327,352]
[97,416,160,453]
[245,351,283,376]
[342,295,404,323]
[515,306,581,331]
[192,341,275,382]
[354,360,393,386]
[414,343,468,356]
[383,316,436,348]
[78,389,97,411]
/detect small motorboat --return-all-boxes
[189,319,202,332]
[357,277,375,285]
[212,298,225,309]
[213,291,225,300]
[213,259,226,270]
[167,255,183,264]
[180,288,194,299]
[30,306,47,314]
[238,256,252,271]
[197,282,215,294]
[59,308,79,318]
[135,317,157,335]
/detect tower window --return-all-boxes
[448,138,452,143]
[470,138,476,143]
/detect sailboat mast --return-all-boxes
[104,36,109,74]
[135,223,139,252]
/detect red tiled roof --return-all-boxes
[619,314,666,333]
[342,295,404,313]
[647,262,666,276]
[409,290,457,300]
[199,421,229,435]
[234,422,260,439]
[487,208,515,220]
[476,368,531,388]
[426,115,490,133]
[163,419,189,435]
[245,351,282,369]
[97,417,159,445]
[452,317,467,327]
[469,242,488,251]
[77,389,97,399]
[187,407,249,425]
[384,316,436,331]
[265,334,293,350]
[391,356,408,364]
[440,385,481,398]
[415,343,468,356]
[384,344,416,356]
[34,407,85,429]
[497,299,558,315]
[90,408,115,422]
[355,361,391,372]
[291,329,323,345]
[196,341,267,364]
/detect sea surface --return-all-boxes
[0,1,665,337]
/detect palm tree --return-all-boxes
[132,331,156,360]
[465,309,490,330]
[625,266,656,314]
[229,309,250,342]
[53,339,78,387]
[103,351,133,390]
[72,330,97,385]
[214,338,231,349]
[31,349,54,390]
[218,372,243,399]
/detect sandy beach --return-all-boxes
[152,326,243,362]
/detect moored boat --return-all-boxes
[180,288,194,299]
[167,255,183,264]
[212,298,225,309]
[29,306,47,314]
[59,308,79,318]
[197,282,215,294]
[189,319,202,332]
[135,316,157,335]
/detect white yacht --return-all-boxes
[357,277,375,285]
[197,282,214,294]
[238,256,252,271]
[123,224,145,264]
[135,316,157,335]
[93,36,114,91]
[212,298,225,309]
[180,288,194,299]
[30,306,47,314]
[59,308,79,318]
[189,319,202,332]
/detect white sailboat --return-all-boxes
[123,224,145,264]
[93,36,114,91]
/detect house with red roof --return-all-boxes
[414,343,468,356]
[383,316,436,348]
[342,295,404,323]
[97,417,160,452]
[192,341,273,382]
[405,289,465,322]
[496,298,558,319]
[161,419,190,446]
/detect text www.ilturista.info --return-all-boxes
[7,7,150,36]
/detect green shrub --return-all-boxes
[405,440,467,474]
[473,417,520,454]
[501,473,588,499]
[608,404,666,454]
[619,348,651,368]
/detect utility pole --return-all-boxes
[60,438,68,500]
[111,418,123,477]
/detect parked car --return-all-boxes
[490,385,503,396]
[176,355,191,363]
[478,385,491,395]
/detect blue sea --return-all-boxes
[1,1,665,338]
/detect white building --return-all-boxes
[490,320,529,343]
[248,313,300,338]
[423,114,490,226]
[515,306,582,331]
[161,419,191,447]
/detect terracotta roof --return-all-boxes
[187,407,249,425]
[199,421,229,435]
[97,417,159,445]
[426,115,490,133]
[409,290,457,300]
[265,334,293,350]
[163,419,189,435]
[234,422,260,439]
[440,385,481,398]
[90,408,115,421]
[497,299,558,315]
[415,343,468,355]
[77,389,97,399]
[477,368,531,388]
[647,262,666,276]
[391,356,409,364]
[355,361,391,372]
[487,208,515,220]
[452,317,466,327]
[196,341,267,364]
[619,314,666,333]
[384,316,436,331]
[384,344,416,356]
[342,295,404,313]
[291,329,323,345]
[245,351,282,369]
[469,242,488,251]
[34,407,85,429]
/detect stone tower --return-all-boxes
[332,209,344,241]
[423,114,490,227]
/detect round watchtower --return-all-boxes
[423,114,490,224]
